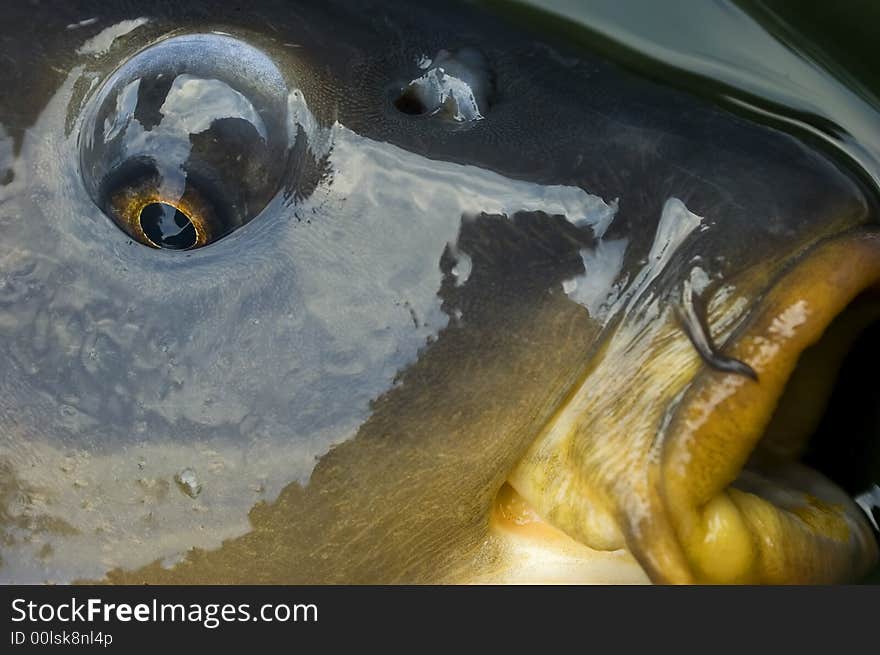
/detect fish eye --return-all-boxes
[79,34,291,250]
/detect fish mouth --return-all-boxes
[501,228,880,584]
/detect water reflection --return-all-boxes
[511,0,880,192]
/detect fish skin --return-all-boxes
[0,0,873,583]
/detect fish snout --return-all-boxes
[504,230,880,584]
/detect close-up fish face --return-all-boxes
[1,0,878,585]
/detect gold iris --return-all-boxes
[106,175,216,250]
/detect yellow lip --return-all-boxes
[506,229,880,584]
[662,231,880,583]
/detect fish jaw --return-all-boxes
[507,230,880,584]
[470,483,650,584]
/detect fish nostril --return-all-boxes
[139,202,198,250]
[393,92,429,116]
[79,34,292,250]
[393,47,493,123]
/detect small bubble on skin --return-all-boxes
[174,467,202,498]
[451,251,472,286]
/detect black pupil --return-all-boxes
[139,202,197,249]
